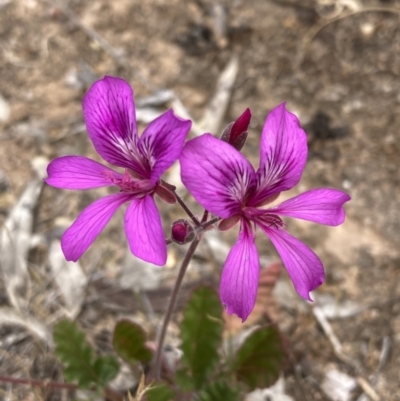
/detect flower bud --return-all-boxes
[220,108,251,151]
[171,219,195,245]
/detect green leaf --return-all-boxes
[53,319,97,388]
[180,286,223,390]
[175,369,194,392]
[231,325,286,390]
[93,355,119,386]
[146,382,175,401]
[112,320,152,365]
[54,320,120,389]
[199,381,240,401]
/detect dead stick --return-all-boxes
[0,375,77,390]
[313,307,381,401]
[0,375,123,401]
[356,377,380,401]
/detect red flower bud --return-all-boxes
[220,108,251,151]
[171,219,195,245]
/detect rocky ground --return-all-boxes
[0,0,399,400]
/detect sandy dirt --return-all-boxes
[0,0,399,400]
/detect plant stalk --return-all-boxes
[174,191,201,227]
[152,237,201,379]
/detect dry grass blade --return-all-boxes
[167,55,239,189]
[199,54,239,134]
[0,157,48,310]
[48,239,88,319]
[211,3,228,49]
[314,306,382,401]
[169,96,203,136]
[0,307,53,347]
[129,374,145,401]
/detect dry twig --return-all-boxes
[299,4,400,66]
[313,306,382,401]
[356,337,391,401]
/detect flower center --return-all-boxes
[256,213,284,229]
[104,169,154,196]
[243,207,284,229]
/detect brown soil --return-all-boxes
[0,0,399,400]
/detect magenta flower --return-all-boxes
[180,103,350,321]
[46,76,191,265]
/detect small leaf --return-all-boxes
[146,382,175,401]
[93,355,119,386]
[199,381,240,401]
[175,369,194,392]
[112,320,152,365]
[53,319,96,388]
[231,325,286,390]
[180,286,223,389]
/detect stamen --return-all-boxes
[103,169,154,195]
[257,213,284,229]
[243,207,284,230]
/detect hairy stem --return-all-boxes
[174,191,201,227]
[201,216,220,230]
[201,210,209,223]
[152,237,201,379]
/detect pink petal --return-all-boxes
[261,226,324,300]
[272,189,351,226]
[250,103,308,206]
[124,195,166,266]
[83,76,147,175]
[138,109,191,183]
[46,156,122,189]
[180,134,256,219]
[62,193,131,261]
[220,223,260,322]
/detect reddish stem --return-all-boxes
[152,237,201,379]
[0,375,77,390]
[173,191,201,227]
[0,375,123,401]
